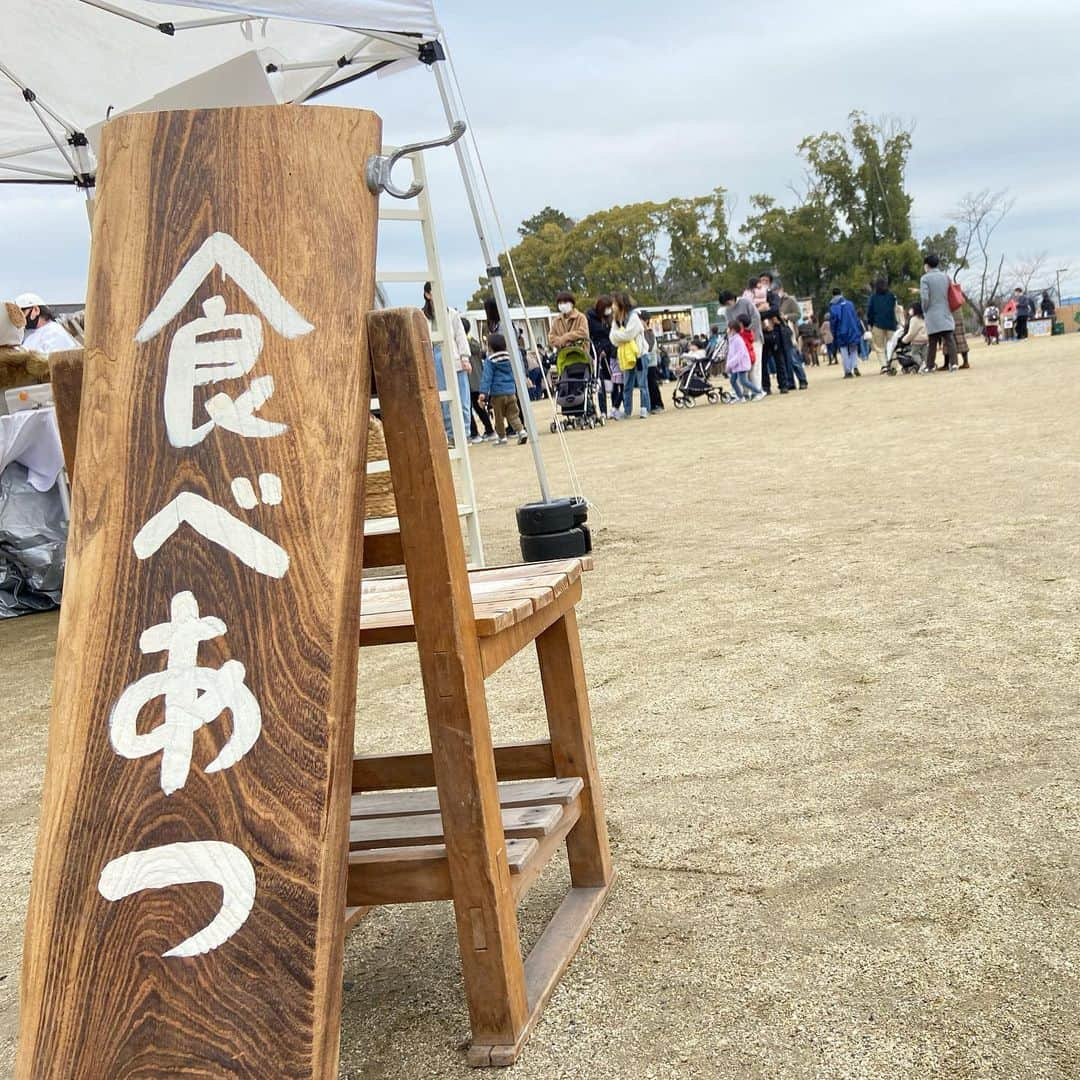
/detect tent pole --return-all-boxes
[431,51,552,504]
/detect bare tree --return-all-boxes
[1008,252,1052,293]
[948,189,1013,313]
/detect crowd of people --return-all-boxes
[711,258,1058,394]
[427,258,1063,447]
[981,288,1056,345]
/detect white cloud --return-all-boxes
[3,0,1078,309]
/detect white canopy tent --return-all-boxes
[1,0,561,499]
[2,2,441,186]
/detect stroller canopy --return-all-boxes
[556,344,592,376]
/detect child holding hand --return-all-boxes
[726,317,762,402]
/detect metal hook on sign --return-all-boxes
[365,121,466,200]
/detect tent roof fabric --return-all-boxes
[1,0,440,184]
[167,0,438,34]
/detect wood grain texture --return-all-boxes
[350,777,583,820]
[366,309,530,1050]
[47,348,83,475]
[349,804,563,850]
[17,105,381,1079]
[346,839,538,908]
[536,609,614,890]
[478,580,581,678]
[46,348,405,567]
[351,740,557,793]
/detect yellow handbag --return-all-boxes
[617,338,639,372]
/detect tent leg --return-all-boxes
[431,51,552,504]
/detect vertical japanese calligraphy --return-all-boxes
[17,104,380,1079]
[98,236,310,953]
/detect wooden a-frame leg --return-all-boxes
[536,610,613,888]
[367,309,529,1060]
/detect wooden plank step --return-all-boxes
[463,560,587,589]
[359,583,557,617]
[348,804,564,850]
[358,597,535,640]
[352,777,584,821]
[358,559,588,596]
[346,838,538,907]
[352,740,556,793]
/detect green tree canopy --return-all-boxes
[469,112,955,319]
[740,112,947,314]
[469,190,733,309]
[518,206,575,238]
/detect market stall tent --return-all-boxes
[1,0,441,185]
[1,0,557,499]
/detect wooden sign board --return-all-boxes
[17,105,380,1077]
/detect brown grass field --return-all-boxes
[1,332,1078,1078]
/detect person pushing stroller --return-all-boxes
[549,291,589,355]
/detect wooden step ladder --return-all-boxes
[371,147,483,567]
[356,307,613,1066]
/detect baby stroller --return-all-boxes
[550,343,604,431]
[672,346,732,408]
[886,328,920,374]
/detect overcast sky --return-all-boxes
[3,0,1077,309]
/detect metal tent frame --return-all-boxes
[0,0,553,499]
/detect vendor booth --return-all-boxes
[0,403,68,617]
[4,5,610,1076]
[2,0,564,509]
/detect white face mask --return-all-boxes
[558,302,573,314]
[602,308,612,318]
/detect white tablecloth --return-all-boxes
[0,407,65,492]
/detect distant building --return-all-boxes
[465,305,553,348]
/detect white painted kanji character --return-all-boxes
[109,591,261,795]
[133,231,314,449]
[160,296,288,448]
[98,841,255,957]
[133,491,289,579]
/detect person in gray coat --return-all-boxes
[919,253,957,372]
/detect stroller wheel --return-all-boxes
[550,421,558,434]
[707,391,720,404]
[673,395,684,409]
[683,395,696,409]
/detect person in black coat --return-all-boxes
[1012,288,1033,340]
[760,316,796,393]
[586,294,620,416]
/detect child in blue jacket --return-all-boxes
[478,333,527,445]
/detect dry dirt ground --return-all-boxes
[1,334,1078,1079]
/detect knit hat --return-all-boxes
[14,292,44,310]
[0,301,26,347]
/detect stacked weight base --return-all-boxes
[517,497,591,563]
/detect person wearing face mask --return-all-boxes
[586,293,621,420]
[549,291,589,353]
[15,293,79,355]
[1,300,51,395]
